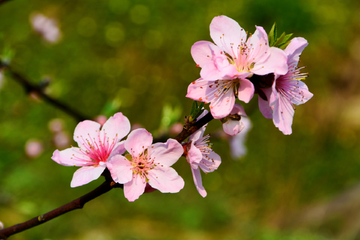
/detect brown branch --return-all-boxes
[0,61,90,122]
[175,111,214,143]
[0,170,122,240]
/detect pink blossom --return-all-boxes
[222,103,247,136]
[187,15,288,119]
[229,117,252,158]
[30,13,61,43]
[185,111,221,197]
[258,37,313,134]
[51,112,131,187]
[107,128,184,202]
[25,139,44,158]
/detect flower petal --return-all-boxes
[210,15,247,57]
[273,94,294,135]
[253,47,288,76]
[73,120,101,147]
[285,37,308,64]
[149,139,183,167]
[51,148,91,166]
[125,128,153,156]
[108,141,126,159]
[237,78,255,103]
[191,167,207,197]
[199,151,221,173]
[123,175,146,202]
[101,112,131,144]
[247,26,270,63]
[191,41,218,67]
[147,166,184,193]
[70,165,106,187]
[223,119,245,136]
[187,142,203,165]
[258,88,274,119]
[106,155,133,184]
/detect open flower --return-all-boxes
[222,103,247,136]
[185,111,221,197]
[107,128,184,202]
[187,15,287,119]
[258,37,313,134]
[51,112,131,187]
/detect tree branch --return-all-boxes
[0,61,90,122]
[0,170,123,240]
[175,111,214,142]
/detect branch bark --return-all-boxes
[0,62,90,122]
[0,172,122,240]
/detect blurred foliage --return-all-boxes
[1,0,360,239]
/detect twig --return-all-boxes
[0,170,123,239]
[175,111,214,142]
[0,61,90,122]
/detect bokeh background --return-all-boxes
[1,0,360,239]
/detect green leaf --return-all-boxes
[268,23,277,47]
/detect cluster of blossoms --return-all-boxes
[51,15,312,202]
[52,112,221,201]
[187,15,313,135]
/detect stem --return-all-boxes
[0,172,122,239]
[175,111,214,142]
[0,62,90,122]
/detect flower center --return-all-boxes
[129,149,157,181]
[195,134,213,156]
[77,130,118,165]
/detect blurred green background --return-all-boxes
[1,0,360,239]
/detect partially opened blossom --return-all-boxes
[51,112,131,187]
[258,37,313,134]
[229,117,252,159]
[222,103,247,136]
[107,128,184,202]
[187,15,287,119]
[185,111,221,197]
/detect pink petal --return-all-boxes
[230,103,247,116]
[108,141,126,159]
[191,41,218,67]
[223,119,245,136]
[253,47,288,76]
[51,148,91,166]
[70,165,106,187]
[191,167,207,197]
[123,175,146,202]
[73,120,101,147]
[187,142,203,165]
[210,15,247,57]
[273,94,294,135]
[106,155,133,184]
[258,88,274,119]
[189,125,206,142]
[209,87,236,119]
[285,37,308,64]
[149,139,183,167]
[186,79,213,103]
[147,166,184,193]
[237,78,255,103]
[199,151,221,173]
[101,112,131,144]
[247,26,269,63]
[125,128,153,156]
